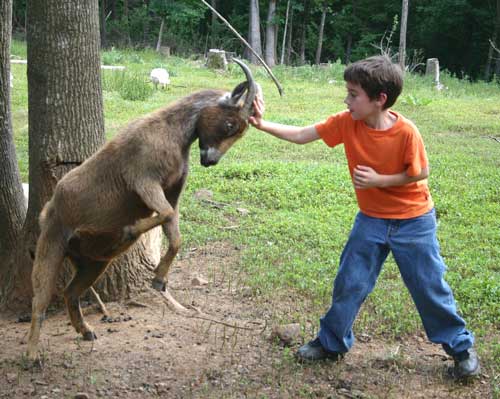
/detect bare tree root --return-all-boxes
[153,288,266,332]
[89,287,110,318]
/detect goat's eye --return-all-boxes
[225,121,240,136]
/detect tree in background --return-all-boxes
[280,0,291,64]
[100,0,107,48]
[265,0,278,67]
[209,0,219,49]
[398,0,408,71]
[484,0,500,80]
[0,0,27,307]
[344,0,357,64]
[315,1,329,64]
[298,0,311,64]
[8,1,500,89]
[285,1,294,64]
[246,0,263,64]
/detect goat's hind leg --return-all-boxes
[27,229,65,361]
[65,254,109,341]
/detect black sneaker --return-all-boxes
[453,348,480,379]
[295,337,344,362]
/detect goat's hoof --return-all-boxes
[82,331,97,341]
[151,278,166,292]
[24,353,42,369]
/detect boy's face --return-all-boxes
[344,82,384,121]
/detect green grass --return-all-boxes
[10,42,500,364]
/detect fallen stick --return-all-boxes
[154,287,266,332]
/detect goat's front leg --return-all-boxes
[151,208,192,314]
[117,182,174,249]
[152,207,181,291]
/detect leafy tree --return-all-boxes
[8,1,500,88]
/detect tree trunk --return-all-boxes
[280,0,291,65]
[345,35,353,64]
[286,5,294,64]
[109,0,116,20]
[315,3,327,65]
[299,0,310,65]
[0,0,27,307]
[398,0,409,71]
[123,0,131,46]
[210,0,218,49]
[156,18,164,52]
[494,0,500,78]
[143,0,150,46]
[265,0,277,67]
[484,32,496,80]
[246,0,262,64]
[345,0,357,64]
[100,0,107,48]
[2,0,161,311]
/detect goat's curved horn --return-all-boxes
[232,58,257,119]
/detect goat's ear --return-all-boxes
[230,82,249,107]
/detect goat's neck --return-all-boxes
[161,90,225,152]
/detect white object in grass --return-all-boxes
[150,68,170,89]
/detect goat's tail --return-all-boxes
[26,205,66,360]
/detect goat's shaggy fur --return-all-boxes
[27,60,259,361]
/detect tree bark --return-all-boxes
[100,0,107,48]
[123,0,131,46]
[286,4,294,64]
[484,32,496,80]
[265,0,277,67]
[315,3,327,65]
[156,18,164,52]
[299,0,310,65]
[280,0,291,65]
[399,0,409,71]
[345,0,357,64]
[246,0,262,64]
[494,0,500,77]
[0,0,27,307]
[143,0,150,46]
[2,0,161,311]
[109,0,116,20]
[210,0,218,49]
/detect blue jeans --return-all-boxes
[318,208,474,356]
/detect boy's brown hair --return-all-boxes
[344,55,403,109]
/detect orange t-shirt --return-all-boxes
[315,110,433,219]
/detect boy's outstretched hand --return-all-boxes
[249,95,265,128]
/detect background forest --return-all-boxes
[10,0,500,81]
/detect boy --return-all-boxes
[249,56,479,379]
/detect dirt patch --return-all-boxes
[0,242,494,398]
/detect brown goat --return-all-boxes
[26,59,259,361]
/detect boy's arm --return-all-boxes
[249,97,320,144]
[353,165,429,189]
